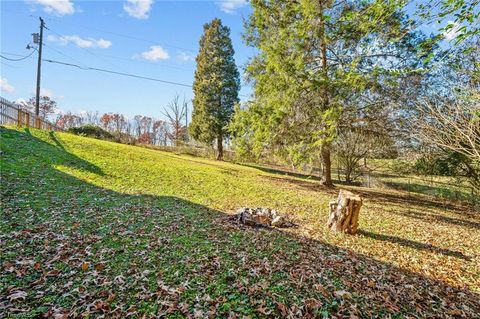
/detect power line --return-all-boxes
[42,58,250,98]
[42,16,197,54]
[42,58,193,88]
[0,10,249,97]
[4,9,198,55]
[91,52,193,72]
[46,26,128,72]
[43,43,88,68]
[1,61,20,69]
[37,14,245,71]
[1,51,33,57]
[0,51,35,61]
[44,43,192,73]
[4,9,249,73]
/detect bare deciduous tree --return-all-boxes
[416,95,479,162]
[153,120,169,146]
[414,92,480,188]
[335,103,398,183]
[163,95,188,146]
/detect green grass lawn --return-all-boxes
[1,127,479,318]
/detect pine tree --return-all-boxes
[190,18,240,160]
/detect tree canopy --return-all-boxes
[232,0,429,185]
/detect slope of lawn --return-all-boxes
[1,127,479,318]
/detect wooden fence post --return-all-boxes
[17,111,22,127]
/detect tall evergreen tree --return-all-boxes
[232,0,423,186]
[190,18,240,160]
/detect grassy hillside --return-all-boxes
[1,127,479,318]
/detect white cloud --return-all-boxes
[0,78,15,93]
[95,39,112,49]
[217,0,248,14]
[47,35,112,49]
[123,0,154,19]
[176,52,194,62]
[140,46,169,61]
[444,21,461,41]
[32,0,75,16]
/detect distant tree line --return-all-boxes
[16,94,189,147]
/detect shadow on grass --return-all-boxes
[240,163,321,180]
[48,130,66,151]
[385,180,473,203]
[357,230,471,260]
[261,175,339,195]
[1,127,479,318]
[246,164,356,189]
[241,162,357,184]
[391,209,480,230]
[22,127,104,177]
[353,187,471,213]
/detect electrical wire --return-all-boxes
[90,52,193,72]
[0,51,35,61]
[46,26,128,72]
[42,58,250,98]
[42,16,197,54]
[1,51,30,57]
[43,43,88,68]
[4,9,197,54]
[3,9,248,73]
[42,58,193,88]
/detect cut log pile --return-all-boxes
[235,207,296,228]
[327,190,363,234]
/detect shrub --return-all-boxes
[414,151,480,189]
[388,159,414,175]
[68,125,113,140]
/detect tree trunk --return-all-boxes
[317,1,333,188]
[345,166,352,184]
[320,143,333,186]
[216,134,223,160]
[327,190,362,234]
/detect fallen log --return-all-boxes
[235,207,296,228]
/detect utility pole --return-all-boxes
[185,99,189,142]
[34,17,45,117]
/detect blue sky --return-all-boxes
[1,0,253,119]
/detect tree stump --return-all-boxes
[327,190,362,234]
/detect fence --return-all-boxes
[0,96,62,131]
[357,169,479,208]
[142,143,236,161]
